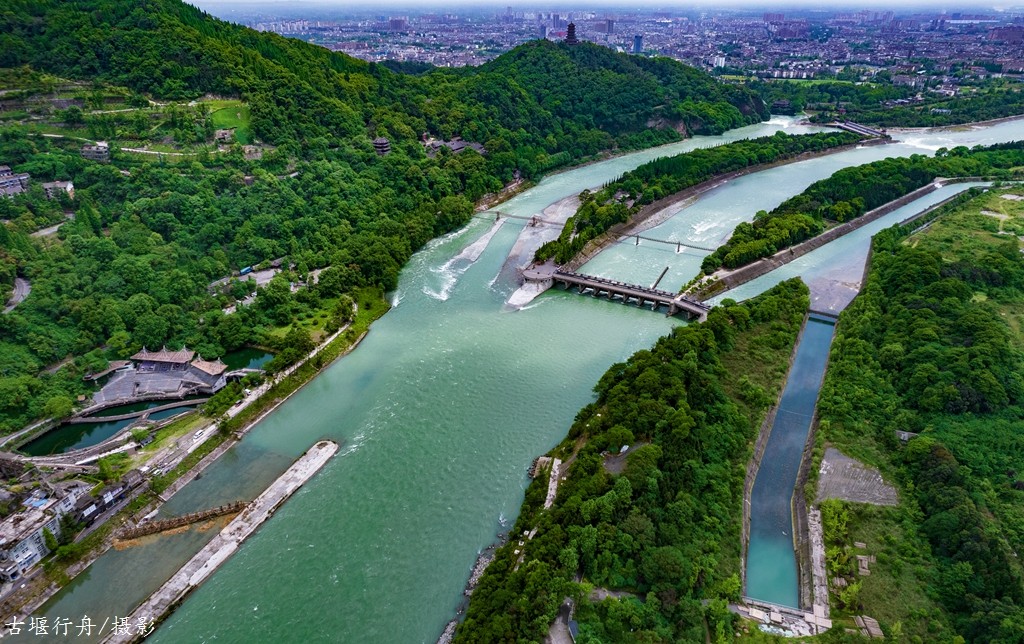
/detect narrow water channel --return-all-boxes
[745,314,836,608]
[29,117,1022,644]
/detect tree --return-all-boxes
[42,395,73,420]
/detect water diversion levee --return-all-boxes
[743,311,836,612]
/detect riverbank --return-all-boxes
[561,138,888,273]
[693,178,992,302]
[886,112,1024,133]
[104,440,339,644]
[0,295,386,626]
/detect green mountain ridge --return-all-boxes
[0,1,765,437]
[1,0,766,153]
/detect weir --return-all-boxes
[31,117,1023,644]
[522,264,709,320]
[744,313,836,611]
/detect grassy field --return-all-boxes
[766,78,861,86]
[813,186,1024,639]
[208,99,251,144]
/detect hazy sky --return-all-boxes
[191,0,1018,10]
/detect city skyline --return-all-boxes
[192,1,1022,12]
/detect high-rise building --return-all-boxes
[633,34,643,54]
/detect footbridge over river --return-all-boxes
[523,264,710,321]
[481,211,716,253]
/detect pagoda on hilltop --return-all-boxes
[564,23,579,45]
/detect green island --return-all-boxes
[462,182,1024,642]
[456,279,808,642]
[535,130,865,265]
[700,143,1024,274]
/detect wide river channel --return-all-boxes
[32,117,1023,643]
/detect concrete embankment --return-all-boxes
[102,440,339,644]
[695,178,966,300]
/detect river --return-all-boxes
[30,117,1022,643]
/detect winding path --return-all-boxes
[3,278,30,313]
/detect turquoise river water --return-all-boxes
[29,117,1023,643]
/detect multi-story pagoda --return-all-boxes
[564,23,579,45]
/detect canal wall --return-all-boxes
[741,309,808,596]
[792,312,838,612]
[103,440,339,644]
[695,178,1001,301]
[740,404,778,596]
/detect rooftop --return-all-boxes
[131,346,196,364]
[191,356,228,376]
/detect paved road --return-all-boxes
[30,222,64,238]
[3,278,30,313]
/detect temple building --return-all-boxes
[565,22,579,45]
[128,346,228,394]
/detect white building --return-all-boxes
[0,484,87,582]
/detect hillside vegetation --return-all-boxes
[0,0,768,433]
[456,280,807,643]
[815,187,1024,641]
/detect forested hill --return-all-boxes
[0,0,766,433]
[477,40,766,136]
[1,0,766,158]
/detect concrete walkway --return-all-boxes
[103,441,339,644]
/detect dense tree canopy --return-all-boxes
[0,0,772,432]
[456,280,808,643]
[817,189,1024,641]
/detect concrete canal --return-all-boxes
[744,313,837,608]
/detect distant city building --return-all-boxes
[633,34,643,54]
[0,165,30,198]
[764,13,785,24]
[81,141,110,163]
[989,27,1024,44]
[712,55,727,68]
[564,22,579,45]
[42,180,74,200]
[388,17,408,32]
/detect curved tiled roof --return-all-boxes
[130,346,195,364]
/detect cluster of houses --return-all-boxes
[1,165,74,201]
[1,140,107,201]
[0,470,142,583]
